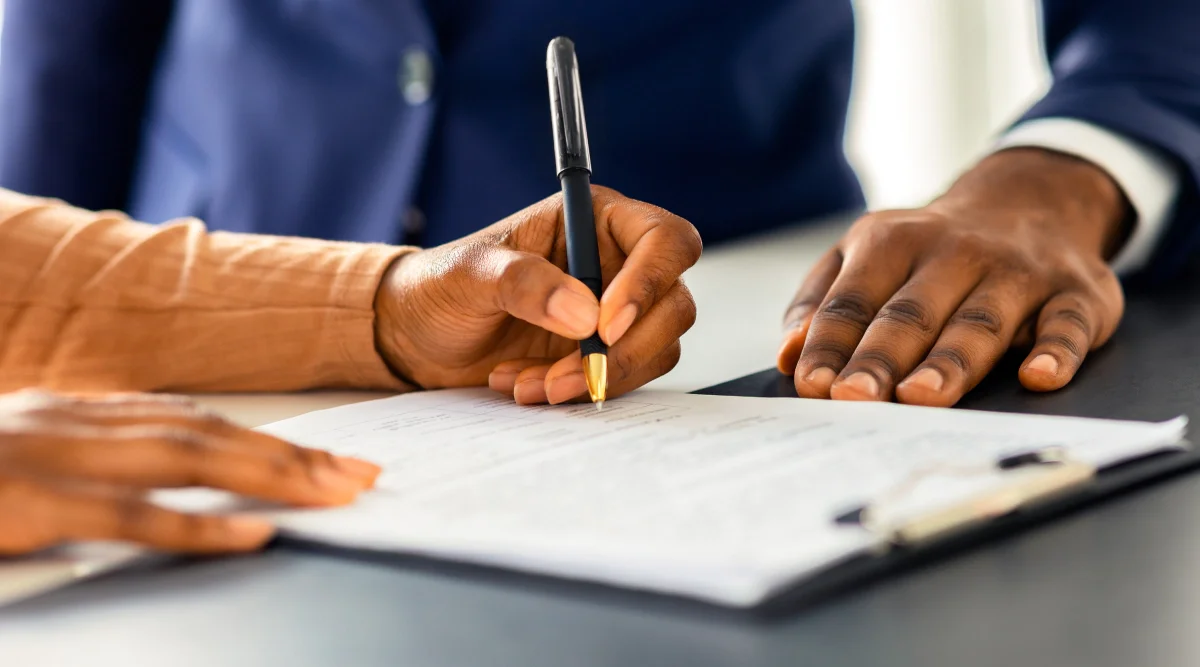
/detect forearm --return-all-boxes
[0,189,415,393]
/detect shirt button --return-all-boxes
[399,48,434,106]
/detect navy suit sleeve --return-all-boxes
[1022,0,1200,279]
[0,1,175,212]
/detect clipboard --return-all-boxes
[756,443,1200,615]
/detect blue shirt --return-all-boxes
[2,0,1199,276]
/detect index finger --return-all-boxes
[31,483,275,554]
[7,424,373,507]
[593,187,703,346]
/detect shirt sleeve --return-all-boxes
[0,188,417,394]
[995,117,1182,276]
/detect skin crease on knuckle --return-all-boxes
[844,349,901,385]
[949,304,1006,339]
[1038,331,1085,359]
[927,346,972,376]
[874,297,937,338]
[113,495,168,541]
[801,339,859,371]
[818,291,877,330]
[157,428,217,487]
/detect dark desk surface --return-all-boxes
[5,277,1200,667]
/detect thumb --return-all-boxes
[483,247,599,340]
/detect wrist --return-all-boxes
[930,147,1133,259]
[373,249,423,388]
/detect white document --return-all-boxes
[227,389,1187,607]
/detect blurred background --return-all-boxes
[847,0,1049,208]
[0,0,1049,213]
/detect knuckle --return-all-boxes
[663,342,683,369]
[294,446,336,480]
[499,255,537,291]
[818,291,877,329]
[928,346,972,373]
[270,452,297,478]
[113,496,156,538]
[1047,306,1091,336]
[612,351,636,383]
[185,514,224,541]
[784,295,822,324]
[668,284,698,331]
[799,339,856,368]
[161,428,209,453]
[949,305,1005,338]
[875,297,936,336]
[157,429,213,485]
[678,221,704,264]
[1038,332,1084,359]
[635,269,668,308]
[846,349,901,381]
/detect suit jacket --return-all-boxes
[1,1,1197,277]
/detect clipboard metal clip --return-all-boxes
[842,446,1097,549]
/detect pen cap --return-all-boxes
[546,37,592,176]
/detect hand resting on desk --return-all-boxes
[779,148,1129,407]
[0,390,378,555]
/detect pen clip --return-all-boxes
[546,37,592,176]
[835,446,1097,548]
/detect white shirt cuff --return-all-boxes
[995,117,1181,275]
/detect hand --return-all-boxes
[0,390,380,555]
[777,148,1130,407]
[374,186,702,405]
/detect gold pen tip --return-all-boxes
[582,353,608,405]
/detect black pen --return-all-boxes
[546,37,607,409]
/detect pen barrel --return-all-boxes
[560,170,603,300]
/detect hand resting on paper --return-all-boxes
[0,390,379,555]
[375,186,702,405]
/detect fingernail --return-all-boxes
[335,456,382,485]
[547,372,588,405]
[603,304,638,345]
[547,288,599,337]
[312,466,367,500]
[901,368,944,393]
[1027,354,1059,375]
[488,370,518,392]
[803,367,837,393]
[514,379,546,405]
[224,516,276,543]
[835,372,879,401]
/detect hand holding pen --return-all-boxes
[372,37,701,406]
